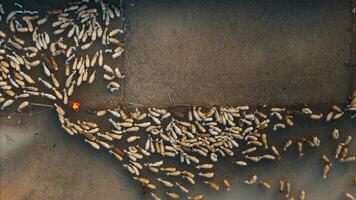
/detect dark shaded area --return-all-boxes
[124,0,352,106]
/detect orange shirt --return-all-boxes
[69,101,80,112]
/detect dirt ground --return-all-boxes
[124,0,352,107]
[0,0,355,200]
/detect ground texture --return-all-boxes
[0,0,355,200]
